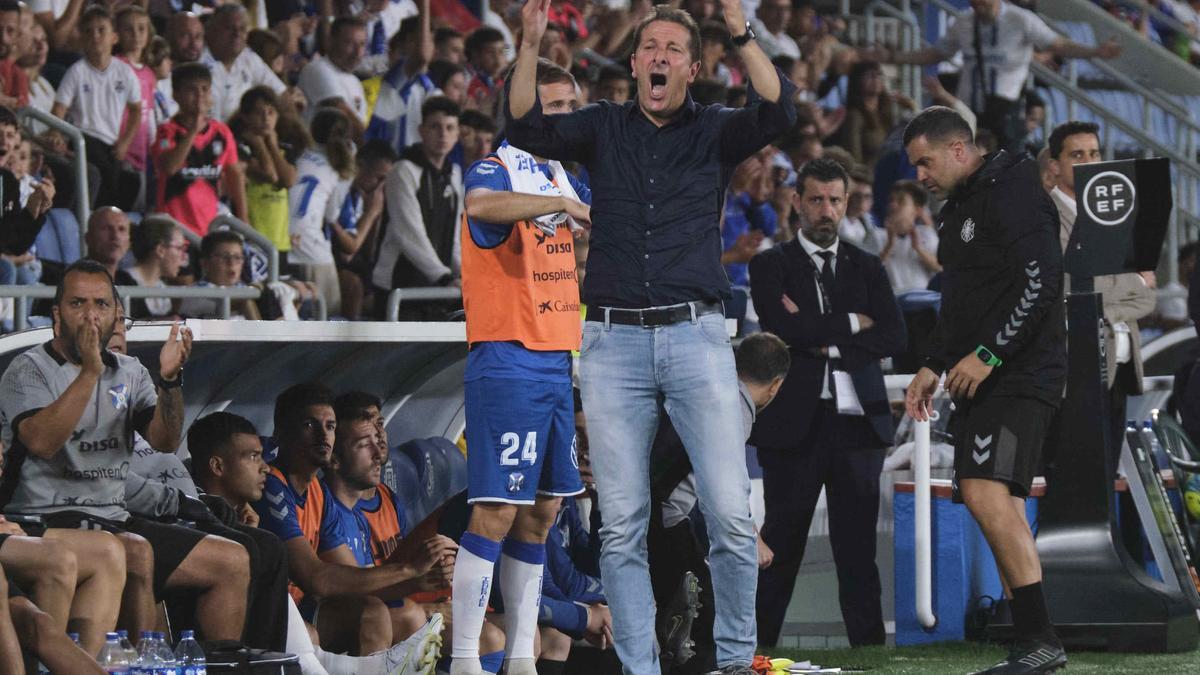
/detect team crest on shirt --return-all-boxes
[961,218,975,243]
[508,472,525,493]
[212,139,224,156]
[108,384,128,410]
[114,80,126,93]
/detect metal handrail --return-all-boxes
[864,0,922,104]
[385,287,462,321]
[208,214,280,284]
[16,108,90,254]
[910,0,1200,155]
[876,0,1200,284]
[0,284,262,331]
[1101,0,1200,57]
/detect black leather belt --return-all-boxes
[586,301,723,328]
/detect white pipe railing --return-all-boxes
[385,287,463,321]
[913,410,938,630]
[17,108,90,254]
[0,284,261,331]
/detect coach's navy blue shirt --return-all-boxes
[505,70,797,309]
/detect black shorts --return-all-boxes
[950,395,1055,499]
[43,512,206,598]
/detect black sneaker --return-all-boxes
[969,640,1067,674]
[658,571,701,667]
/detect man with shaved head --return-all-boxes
[166,11,204,63]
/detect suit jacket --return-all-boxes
[748,237,907,450]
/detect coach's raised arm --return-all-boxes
[505,0,796,166]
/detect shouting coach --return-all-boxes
[504,0,796,672]
[904,106,1066,675]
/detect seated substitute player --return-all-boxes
[190,410,442,675]
[320,404,448,667]
[450,57,591,675]
[0,260,250,642]
[254,382,455,658]
[333,391,508,672]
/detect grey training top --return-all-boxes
[0,342,157,521]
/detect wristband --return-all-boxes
[974,345,1002,368]
[159,372,183,389]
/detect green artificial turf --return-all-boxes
[769,642,1200,674]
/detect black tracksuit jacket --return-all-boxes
[925,150,1066,406]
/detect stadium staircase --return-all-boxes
[845,0,1200,290]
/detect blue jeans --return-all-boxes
[579,310,757,673]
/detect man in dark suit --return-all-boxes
[749,158,906,648]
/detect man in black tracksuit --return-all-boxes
[903,107,1066,675]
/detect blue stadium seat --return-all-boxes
[386,448,426,524]
[395,437,468,526]
[33,208,82,265]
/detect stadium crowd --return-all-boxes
[0,0,1188,673]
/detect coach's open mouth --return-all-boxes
[649,73,668,100]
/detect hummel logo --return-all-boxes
[266,491,284,505]
[973,434,992,464]
[269,506,287,520]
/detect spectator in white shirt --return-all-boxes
[18,22,53,117]
[52,6,141,211]
[365,6,436,154]
[875,0,1120,151]
[879,180,940,294]
[298,17,369,131]
[288,107,357,318]
[361,0,417,76]
[200,4,286,121]
[751,0,801,60]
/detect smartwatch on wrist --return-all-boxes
[731,22,756,48]
[974,345,1002,368]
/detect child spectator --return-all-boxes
[457,109,497,170]
[115,6,157,175]
[153,62,247,237]
[879,180,940,293]
[180,229,262,320]
[127,217,187,319]
[145,36,177,127]
[248,28,286,78]
[0,1,28,110]
[331,140,398,320]
[3,134,41,287]
[288,107,356,318]
[231,86,301,265]
[434,27,465,65]
[428,59,469,108]
[51,6,142,211]
[18,20,50,116]
[464,26,508,112]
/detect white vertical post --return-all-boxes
[914,413,937,629]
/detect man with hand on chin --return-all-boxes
[903,107,1065,675]
[0,259,255,644]
[504,0,795,672]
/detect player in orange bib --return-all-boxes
[450,58,593,675]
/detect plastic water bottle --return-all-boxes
[1143,420,1171,470]
[131,630,157,675]
[174,630,206,675]
[118,630,138,664]
[154,632,179,675]
[98,632,131,674]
